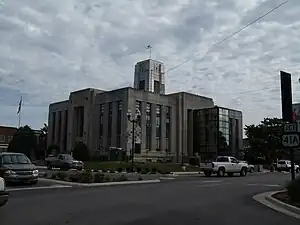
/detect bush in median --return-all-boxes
[94,172,105,183]
[80,171,94,183]
[286,176,300,202]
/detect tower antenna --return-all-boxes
[145,45,152,59]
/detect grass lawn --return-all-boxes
[84,161,201,173]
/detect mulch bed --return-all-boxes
[272,191,300,208]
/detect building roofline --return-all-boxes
[49,100,69,106]
[166,91,213,101]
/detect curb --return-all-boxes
[171,171,202,175]
[253,191,300,220]
[39,178,161,187]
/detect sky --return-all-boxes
[0,0,300,131]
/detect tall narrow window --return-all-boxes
[146,103,152,150]
[116,101,122,147]
[107,102,112,147]
[156,105,161,151]
[99,104,104,149]
[52,112,56,142]
[166,106,171,152]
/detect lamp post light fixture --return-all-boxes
[127,109,141,172]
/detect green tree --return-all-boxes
[8,125,37,159]
[72,142,90,161]
[244,117,286,164]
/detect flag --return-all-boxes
[17,96,22,114]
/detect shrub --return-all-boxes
[104,174,112,182]
[150,167,157,174]
[94,172,105,183]
[286,176,300,202]
[117,168,123,173]
[140,170,147,174]
[80,171,94,183]
[138,175,143,181]
[57,171,68,181]
[51,173,57,179]
[69,170,81,182]
[119,174,128,181]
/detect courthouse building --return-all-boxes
[48,59,243,162]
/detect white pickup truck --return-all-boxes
[200,156,249,177]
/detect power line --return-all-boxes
[165,0,289,74]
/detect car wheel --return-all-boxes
[217,167,225,177]
[240,167,247,177]
[249,167,254,173]
[204,172,212,177]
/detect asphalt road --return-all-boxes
[1,173,299,225]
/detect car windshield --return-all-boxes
[62,154,73,160]
[278,161,286,165]
[2,154,32,164]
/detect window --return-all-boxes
[52,112,56,141]
[99,104,104,149]
[156,137,160,151]
[230,157,238,163]
[8,136,13,142]
[139,80,145,90]
[154,80,160,94]
[107,102,112,146]
[156,105,161,145]
[0,135,4,142]
[116,101,122,148]
[146,103,152,150]
[136,101,142,126]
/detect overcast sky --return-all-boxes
[0,0,299,130]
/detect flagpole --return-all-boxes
[17,96,22,128]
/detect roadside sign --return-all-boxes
[282,134,300,147]
[283,123,297,133]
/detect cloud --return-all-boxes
[0,0,299,131]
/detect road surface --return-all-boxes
[1,172,298,225]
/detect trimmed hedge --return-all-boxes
[84,161,201,173]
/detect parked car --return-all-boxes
[277,160,299,173]
[0,152,39,185]
[0,177,8,207]
[240,161,255,173]
[200,156,248,177]
[45,154,84,170]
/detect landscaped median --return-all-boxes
[253,176,300,220]
[39,169,162,187]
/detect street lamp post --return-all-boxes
[127,109,141,172]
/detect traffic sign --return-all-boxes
[283,122,297,133]
[282,134,300,147]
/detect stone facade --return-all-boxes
[48,87,215,162]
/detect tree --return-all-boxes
[244,117,286,164]
[72,142,90,161]
[8,125,37,159]
[36,123,49,159]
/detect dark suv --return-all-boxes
[0,152,39,185]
